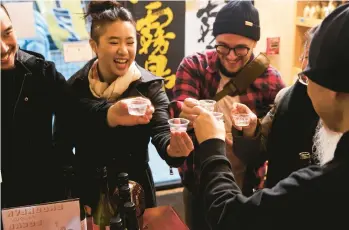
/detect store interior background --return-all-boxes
[4,0,335,219]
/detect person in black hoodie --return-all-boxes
[229,24,345,190]
[0,3,137,209]
[53,0,193,211]
[189,3,349,230]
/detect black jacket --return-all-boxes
[264,82,319,187]
[233,82,319,189]
[196,132,349,230]
[53,59,186,209]
[1,49,110,209]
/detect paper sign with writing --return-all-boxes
[2,199,80,230]
[63,41,94,63]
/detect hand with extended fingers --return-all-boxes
[231,102,258,137]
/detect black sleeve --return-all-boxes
[50,61,112,127]
[196,138,323,230]
[232,121,264,165]
[48,61,112,165]
[148,80,186,167]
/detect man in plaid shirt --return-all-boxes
[169,1,285,230]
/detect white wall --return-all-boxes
[184,0,296,85]
[185,0,226,55]
[254,0,296,85]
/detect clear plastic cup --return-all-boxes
[127,98,149,116]
[232,113,250,127]
[199,99,216,112]
[168,118,190,132]
[213,112,224,122]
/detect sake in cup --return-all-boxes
[168,118,190,132]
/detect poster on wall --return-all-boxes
[185,0,226,56]
[10,0,91,78]
[4,2,36,39]
[266,37,280,55]
[36,0,90,51]
[130,1,185,100]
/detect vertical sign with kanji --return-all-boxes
[131,1,185,100]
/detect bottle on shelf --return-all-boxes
[124,201,140,230]
[321,1,327,18]
[113,173,145,228]
[328,0,336,14]
[119,186,131,203]
[114,173,145,217]
[116,172,129,188]
[109,183,131,230]
[62,165,87,230]
[309,2,317,19]
[115,185,131,226]
[315,1,322,19]
[92,166,115,230]
[110,214,124,230]
[303,2,311,18]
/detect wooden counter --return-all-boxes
[87,205,189,230]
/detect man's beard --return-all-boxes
[217,58,242,78]
[312,120,343,166]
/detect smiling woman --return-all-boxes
[52,0,193,224]
[86,1,137,83]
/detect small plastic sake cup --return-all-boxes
[232,113,250,127]
[127,98,149,116]
[168,118,190,132]
[213,112,224,122]
[199,99,216,112]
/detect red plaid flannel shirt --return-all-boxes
[169,49,285,191]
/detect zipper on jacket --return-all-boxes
[169,167,173,175]
[12,73,29,123]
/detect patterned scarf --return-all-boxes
[88,59,141,101]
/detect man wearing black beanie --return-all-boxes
[191,3,349,230]
[170,1,285,229]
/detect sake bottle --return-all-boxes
[124,202,140,230]
[92,166,115,230]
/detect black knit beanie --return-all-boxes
[213,0,260,41]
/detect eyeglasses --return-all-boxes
[215,44,250,57]
[298,72,309,85]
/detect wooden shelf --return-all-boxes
[295,16,323,28]
[291,1,347,84]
